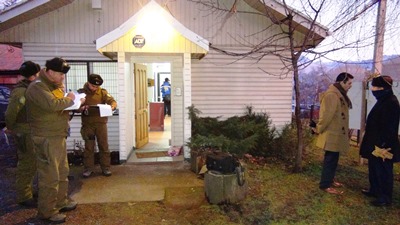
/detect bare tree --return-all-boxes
[186,0,398,172]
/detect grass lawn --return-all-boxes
[232,141,400,225]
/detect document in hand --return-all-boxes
[64,92,86,110]
[97,104,113,117]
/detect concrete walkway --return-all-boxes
[69,161,204,204]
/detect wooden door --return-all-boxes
[134,63,149,148]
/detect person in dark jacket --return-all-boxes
[360,75,400,207]
[5,61,40,207]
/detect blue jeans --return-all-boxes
[319,151,339,189]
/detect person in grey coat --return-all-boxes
[360,75,400,207]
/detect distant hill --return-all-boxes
[300,55,400,81]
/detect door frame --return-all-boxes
[123,53,189,160]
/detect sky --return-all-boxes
[285,0,400,62]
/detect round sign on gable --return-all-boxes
[132,35,145,48]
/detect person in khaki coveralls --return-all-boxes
[311,72,353,195]
[78,74,117,178]
[5,61,40,207]
[26,57,84,224]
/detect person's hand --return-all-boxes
[80,98,86,105]
[372,146,393,161]
[309,120,318,134]
[66,91,76,101]
[77,105,88,113]
[311,127,318,135]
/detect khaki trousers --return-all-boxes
[32,136,69,218]
[15,133,37,203]
[81,122,110,170]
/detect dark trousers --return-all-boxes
[164,100,171,116]
[319,151,339,189]
[368,156,393,203]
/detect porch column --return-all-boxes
[183,53,192,158]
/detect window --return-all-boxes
[65,61,118,102]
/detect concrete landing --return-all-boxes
[69,161,204,205]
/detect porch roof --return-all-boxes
[0,0,75,32]
[95,0,209,60]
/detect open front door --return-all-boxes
[134,63,149,148]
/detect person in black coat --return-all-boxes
[359,75,400,207]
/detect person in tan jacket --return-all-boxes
[26,57,84,224]
[78,74,117,178]
[5,61,40,207]
[312,72,353,195]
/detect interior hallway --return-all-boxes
[127,116,184,163]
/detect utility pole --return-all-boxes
[359,0,387,164]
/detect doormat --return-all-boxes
[136,151,168,158]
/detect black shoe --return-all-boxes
[371,199,391,207]
[361,189,377,198]
[18,198,37,208]
[59,201,77,212]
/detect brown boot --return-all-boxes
[322,187,343,195]
[42,213,66,224]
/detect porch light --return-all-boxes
[135,10,174,45]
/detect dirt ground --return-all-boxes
[0,132,235,225]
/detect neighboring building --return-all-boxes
[0,0,328,161]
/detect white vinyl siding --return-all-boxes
[0,0,308,158]
[21,43,107,66]
[192,48,293,127]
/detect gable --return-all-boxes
[96,0,209,60]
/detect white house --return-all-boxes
[0,0,328,162]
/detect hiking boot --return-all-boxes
[18,198,37,208]
[82,169,93,178]
[42,213,66,224]
[102,168,112,177]
[59,201,77,212]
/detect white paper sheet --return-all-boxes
[97,104,113,117]
[64,92,86,110]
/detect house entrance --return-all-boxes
[128,62,180,163]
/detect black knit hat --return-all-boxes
[371,75,392,89]
[45,57,70,74]
[88,74,103,86]
[19,61,40,78]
